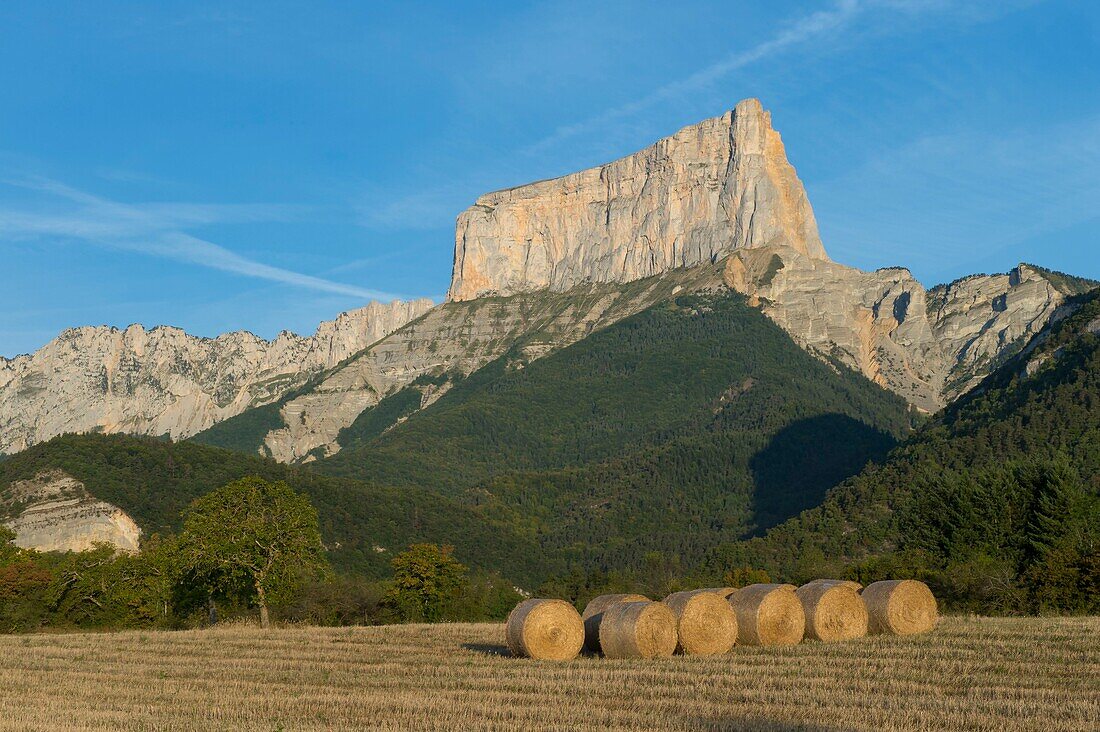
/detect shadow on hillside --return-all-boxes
[748,413,897,534]
[462,642,511,657]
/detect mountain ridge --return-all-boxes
[3,98,1096,461]
[0,298,434,455]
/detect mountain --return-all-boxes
[2,97,1095,473]
[716,287,1100,612]
[310,290,915,569]
[723,247,1095,410]
[192,100,1092,461]
[5,289,915,586]
[192,264,730,462]
[0,299,433,455]
[448,98,825,301]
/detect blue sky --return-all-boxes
[2,0,1098,357]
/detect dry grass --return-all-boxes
[0,616,1096,731]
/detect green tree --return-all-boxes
[0,527,18,564]
[46,545,147,627]
[179,477,329,628]
[1024,458,1084,562]
[0,528,54,632]
[382,544,467,622]
[723,566,772,588]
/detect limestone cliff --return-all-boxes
[448,98,826,301]
[723,246,1070,411]
[0,299,433,454]
[2,470,141,553]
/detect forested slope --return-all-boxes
[0,434,540,583]
[314,293,916,572]
[715,289,1100,613]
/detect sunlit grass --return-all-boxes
[0,616,1096,730]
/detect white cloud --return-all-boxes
[0,177,396,301]
[524,0,863,155]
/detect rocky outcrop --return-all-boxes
[723,246,1069,411]
[448,98,826,301]
[2,471,141,553]
[0,299,433,454]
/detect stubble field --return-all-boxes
[0,615,1096,731]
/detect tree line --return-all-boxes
[0,477,520,633]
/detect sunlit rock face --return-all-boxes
[448,98,826,302]
[0,299,434,454]
[2,471,141,554]
[723,247,1068,412]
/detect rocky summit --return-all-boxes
[0,299,433,455]
[448,98,826,301]
[723,246,1075,412]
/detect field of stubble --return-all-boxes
[0,616,1096,731]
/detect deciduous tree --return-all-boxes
[180,477,328,628]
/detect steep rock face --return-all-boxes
[0,299,433,454]
[448,98,826,301]
[262,267,728,462]
[2,470,141,553]
[723,247,1068,411]
[927,268,1064,396]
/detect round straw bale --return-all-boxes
[699,587,738,599]
[795,581,868,642]
[802,578,863,592]
[861,580,938,636]
[505,599,584,660]
[729,583,805,646]
[580,593,649,653]
[662,590,738,655]
[598,601,678,659]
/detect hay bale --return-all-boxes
[598,601,678,659]
[861,580,938,636]
[699,587,738,599]
[505,599,585,660]
[581,593,649,653]
[802,578,863,592]
[663,590,738,655]
[729,583,805,646]
[795,581,868,642]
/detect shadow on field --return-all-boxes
[691,718,841,732]
[462,642,511,656]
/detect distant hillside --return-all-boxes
[718,288,1100,613]
[0,434,540,583]
[313,292,916,571]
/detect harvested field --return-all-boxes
[0,616,1096,731]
